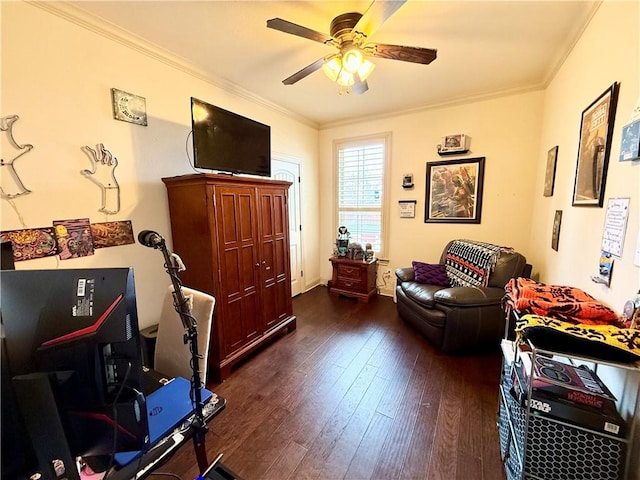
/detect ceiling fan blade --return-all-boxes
[370,43,437,64]
[267,18,333,44]
[352,75,369,95]
[282,57,327,85]
[353,0,406,38]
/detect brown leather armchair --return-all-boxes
[395,240,531,353]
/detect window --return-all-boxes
[334,133,391,258]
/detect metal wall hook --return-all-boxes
[1,114,33,199]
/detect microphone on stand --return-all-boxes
[138,230,187,272]
[138,230,164,249]
[136,228,208,471]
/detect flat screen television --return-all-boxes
[0,268,149,476]
[190,97,271,177]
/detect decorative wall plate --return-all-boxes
[111,88,147,126]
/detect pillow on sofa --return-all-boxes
[412,261,450,287]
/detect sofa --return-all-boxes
[395,239,531,353]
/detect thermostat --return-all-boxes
[402,174,414,189]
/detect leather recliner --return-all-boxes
[395,240,531,353]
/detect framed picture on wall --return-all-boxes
[572,82,619,207]
[543,146,558,197]
[551,210,562,251]
[424,157,485,224]
[619,119,640,161]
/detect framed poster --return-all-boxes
[572,82,619,206]
[543,146,558,197]
[551,210,562,251]
[424,157,485,224]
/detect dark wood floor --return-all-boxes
[160,286,507,480]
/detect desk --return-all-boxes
[18,371,227,480]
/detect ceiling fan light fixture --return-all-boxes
[342,48,364,73]
[322,56,342,82]
[357,59,375,81]
[337,70,355,87]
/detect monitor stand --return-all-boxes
[12,372,81,480]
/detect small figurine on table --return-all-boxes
[336,226,350,257]
[364,243,375,261]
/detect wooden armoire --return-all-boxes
[162,173,296,382]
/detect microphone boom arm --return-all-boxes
[142,233,209,472]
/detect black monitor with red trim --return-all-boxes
[1,267,149,471]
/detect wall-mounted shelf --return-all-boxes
[437,149,469,156]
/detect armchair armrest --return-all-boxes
[434,286,505,307]
[395,267,415,283]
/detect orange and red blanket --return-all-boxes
[503,277,620,326]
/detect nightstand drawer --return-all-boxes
[335,276,362,290]
[336,264,361,280]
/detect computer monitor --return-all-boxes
[0,268,149,471]
[1,241,15,270]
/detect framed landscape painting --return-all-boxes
[572,82,619,207]
[425,157,485,224]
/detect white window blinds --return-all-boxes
[336,135,389,256]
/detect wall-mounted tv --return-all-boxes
[190,97,271,177]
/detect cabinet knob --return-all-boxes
[255,263,260,267]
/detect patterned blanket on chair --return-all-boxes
[445,239,509,287]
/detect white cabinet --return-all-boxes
[498,339,639,480]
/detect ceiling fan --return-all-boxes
[266,0,437,94]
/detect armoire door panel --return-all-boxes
[238,193,255,242]
[274,237,287,277]
[273,194,286,236]
[224,296,245,354]
[240,244,258,291]
[260,194,274,237]
[222,248,241,295]
[262,283,278,330]
[241,290,260,342]
[219,192,240,245]
[275,278,289,320]
[261,239,275,284]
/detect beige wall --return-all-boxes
[530,0,639,313]
[1,2,320,328]
[319,91,544,294]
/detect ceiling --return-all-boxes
[60,1,598,127]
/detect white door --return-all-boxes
[272,158,303,297]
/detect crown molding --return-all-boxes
[319,83,545,130]
[27,1,319,129]
[540,1,602,88]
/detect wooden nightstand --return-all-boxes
[329,257,378,302]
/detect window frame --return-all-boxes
[333,132,392,259]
